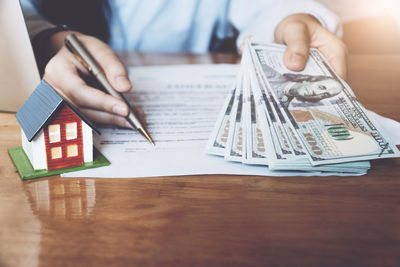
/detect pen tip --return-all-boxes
[138,127,155,146]
[148,137,155,146]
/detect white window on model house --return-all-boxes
[67,144,78,158]
[51,146,62,159]
[48,124,60,143]
[66,122,77,140]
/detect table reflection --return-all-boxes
[24,178,96,220]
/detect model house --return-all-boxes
[16,80,100,170]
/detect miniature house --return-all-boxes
[16,80,100,170]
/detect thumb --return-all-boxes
[98,50,132,93]
[80,36,132,92]
[275,21,311,72]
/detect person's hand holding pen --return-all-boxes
[63,33,154,144]
[43,31,135,129]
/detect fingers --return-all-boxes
[79,107,147,129]
[44,47,130,117]
[44,51,147,130]
[82,36,132,92]
[275,14,348,80]
[315,31,348,80]
[79,108,132,129]
[275,20,310,71]
[43,33,138,128]
[325,51,347,80]
[70,85,130,117]
[238,35,253,54]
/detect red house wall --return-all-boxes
[44,104,84,169]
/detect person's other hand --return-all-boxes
[43,31,133,128]
[274,14,347,80]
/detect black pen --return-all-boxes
[64,33,154,145]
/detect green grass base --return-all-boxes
[8,146,110,180]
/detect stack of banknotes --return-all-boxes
[206,41,400,174]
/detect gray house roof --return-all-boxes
[16,80,100,142]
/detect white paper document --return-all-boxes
[63,64,400,178]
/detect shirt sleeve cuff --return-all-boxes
[32,25,70,76]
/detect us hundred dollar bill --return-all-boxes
[246,43,371,173]
[245,45,294,164]
[225,78,245,162]
[245,92,268,165]
[205,87,236,156]
[250,42,400,165]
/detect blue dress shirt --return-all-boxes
[21,0,340,53]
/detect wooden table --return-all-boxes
[1,51,400,267]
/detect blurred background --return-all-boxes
[320,0,400,23]
[319,0,400,53]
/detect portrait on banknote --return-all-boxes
[261,63,343,108]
